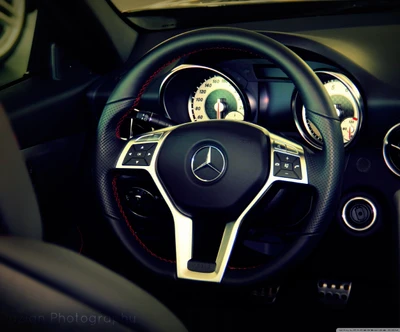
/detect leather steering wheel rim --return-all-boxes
[95,27,344,285]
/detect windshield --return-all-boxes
[111,0,335,13]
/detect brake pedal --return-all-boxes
[317,280,352,306]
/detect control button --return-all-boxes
[126,158,148,166]
[286,145,298,154]
[350,204,370,224]
[134,151,146,158]
[144,145,157,165]
[293,158,302,179]
[342,197,377,232]
[276,170,298,179]
[281,162,293,171]
[273,161,281,175]
[276,152,297,163]
[125,187,156,218]
[122,146,136,165]
[134,143,155,152]
[273,142,287,151]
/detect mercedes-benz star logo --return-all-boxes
[191,146,226,182]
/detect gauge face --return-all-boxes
[225,111,244,120]
[301,76,361,147]
[341,117,358,143]
[189,75,245,121]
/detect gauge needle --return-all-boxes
[214,98,226,120]
[391,144,400,152]
[348,127,351,140]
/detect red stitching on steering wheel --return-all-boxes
[113,175,258,269]
[115,47,259,139]
[114,47,263,270]
[227,264,262,270]
[112,175,176,264]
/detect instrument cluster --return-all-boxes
[160,64,252,124]
[160,64,364,150]
[292,71,363,149]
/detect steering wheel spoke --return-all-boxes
[114,127,237,282]
[174,217,239,282]
[114,124,311,282]
[97,27,344,285]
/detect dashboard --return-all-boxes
[101,9,400,303]
[3,2,400,329]
[132,20,400,242]
[160,62,363,150]
[132,12,400,158]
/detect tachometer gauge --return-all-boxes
[294,71,363,149]
[190,75,245,121]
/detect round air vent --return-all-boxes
[383,123,400,177]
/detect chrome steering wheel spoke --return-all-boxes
[115,122,309,283]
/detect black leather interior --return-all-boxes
[0,237,187,332]
[0,263,131,331]
[0,106,42,239]
[0,104,186,331]
[95,27,344,284]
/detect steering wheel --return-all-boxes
[95,27,344,285]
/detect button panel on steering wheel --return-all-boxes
[115,121,309,283]
[122,143,157,166]
[273,151,302,180]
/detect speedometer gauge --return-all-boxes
[294,71,363,149]
[190,75,245,121]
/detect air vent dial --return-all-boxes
[383,123,400,177]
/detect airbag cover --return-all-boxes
[157,121,269,219]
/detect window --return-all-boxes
[0,0,37,87]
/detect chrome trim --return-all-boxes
[383,123,400,177]
[293,71,364,150]
[191,146,226,182]
[129,118,134,140]
[390,143,400,152]
[159,64,248,122]
[293,102,321,150]
[116,121,308,283]
[341,197,377,232]
[118,109,139,141]
[127,187,155,219]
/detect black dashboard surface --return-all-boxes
[132,10,400,143]
[98,7,399,322]
[117,8,400,206]
[114,8,400,288]
[122,9,400,318]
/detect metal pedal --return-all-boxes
[317,280,352,306]
[251,285,280,304]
